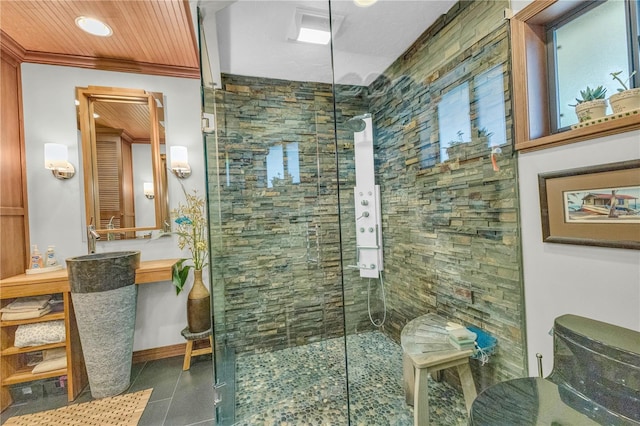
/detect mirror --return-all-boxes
[76,86,169,239]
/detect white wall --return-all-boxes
[21,63,205,351]
[518,131,640,376]
[510,0,533,15]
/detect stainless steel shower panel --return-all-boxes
[354,186,383,278]
[352,114,383,278]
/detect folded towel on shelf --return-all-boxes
[14,320,65,348]
[1,295,52,313]
[43,347,67,360]
[1,305,51,321]
[32,355,67,374]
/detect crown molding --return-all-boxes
[0,29,199,79]
[0,30,26,64]
[22,50,200,79]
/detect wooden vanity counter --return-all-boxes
[134,258,179,285]
[0,258,177,411]
[0,258,178,298]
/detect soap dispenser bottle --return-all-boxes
[45,245,58,266]
[31,245,44,269]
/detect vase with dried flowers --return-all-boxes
[172,187,211,333]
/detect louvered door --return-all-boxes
[95,133,135,238]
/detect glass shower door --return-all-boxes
[199,2,352,424]
[196,7,234,422]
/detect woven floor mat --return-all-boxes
[4,388,153,426]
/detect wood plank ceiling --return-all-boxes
[0,0,199,78]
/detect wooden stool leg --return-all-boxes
[457,361,477,413]
[403,353,414,405]
[414,367,429,426]
[183,340,194,371]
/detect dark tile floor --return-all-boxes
[0,354,215,426]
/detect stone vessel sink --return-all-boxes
[67,251,140,293]
[66,250,140,398]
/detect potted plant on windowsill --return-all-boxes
[570,85,608,123]
[609,70,640,113]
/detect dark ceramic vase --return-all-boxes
[187,269,211,332]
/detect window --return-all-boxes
[510,0,640,150]
[548,0,640,130]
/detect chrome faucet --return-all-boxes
[107,216,116,241]
[88,222,101,254]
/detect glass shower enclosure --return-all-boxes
[198,0,521,424]
[200,2,392,423]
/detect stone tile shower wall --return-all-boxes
[366,0,527,384]
[207,76,370,354]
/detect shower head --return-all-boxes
[346,113,371,132]
[347,117,366,132]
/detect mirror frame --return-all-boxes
[77,85,164,236]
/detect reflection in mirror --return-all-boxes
[438,65,507,163]
[438,82,472,162]
[76,86,169,239]
[159,153,170,232]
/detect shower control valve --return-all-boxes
[361,200,369,206]
[360,228,365,233]
[369,227,374,232]
[362,211,370,217]
[370,264,376,269]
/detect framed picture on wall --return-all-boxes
[538,160,640,250]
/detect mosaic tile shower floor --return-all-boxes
[233,331,468,425]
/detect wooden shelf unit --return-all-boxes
[0,258,177,412]
[2,341,67,357]
[0,290,87,412]
[0,311,65,327]
[2,368,67,387]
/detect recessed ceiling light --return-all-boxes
[354,0,378,7]
[75,16,112,37]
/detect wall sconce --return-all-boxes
[143,182,155,199]
[44,143,75,180]
[170,146,191,178]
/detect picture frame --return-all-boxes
[538,160,640,250]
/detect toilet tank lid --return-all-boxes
[555,314,639,356]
